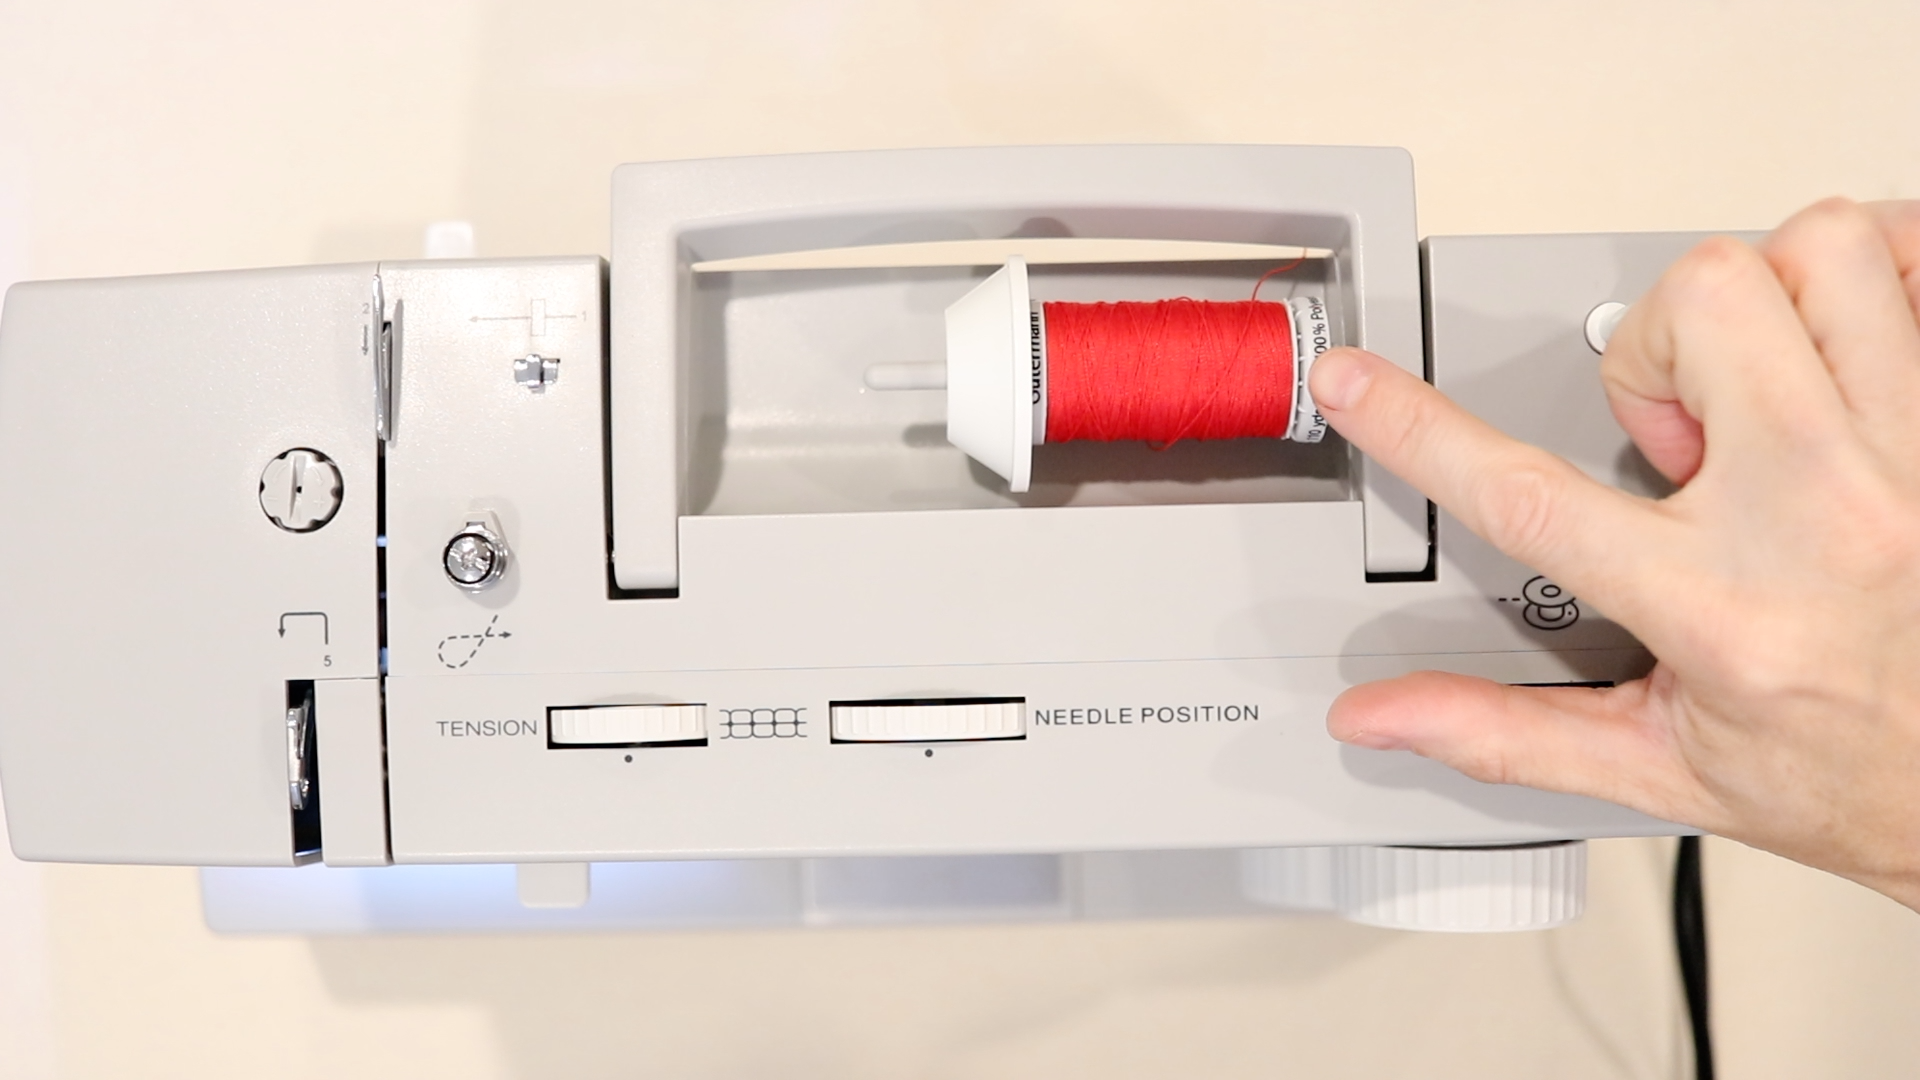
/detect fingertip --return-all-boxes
[1308,347,1383,413]
[1326,671,1483,751]
[1326,686,1407,750]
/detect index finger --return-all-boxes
[1602,234,1851,480]
[1310,347,1681,630]
[1865,200,1920,323]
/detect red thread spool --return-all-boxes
[940,257,1332,492]
[1042,298,1298,445]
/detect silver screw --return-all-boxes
[443,519,509,591]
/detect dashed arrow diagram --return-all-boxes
[438,615,513,669]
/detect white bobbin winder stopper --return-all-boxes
[943,259,1332,493]
[1334,840,1587,932]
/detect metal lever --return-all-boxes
[286,692,313,812]
[371,274,395,442]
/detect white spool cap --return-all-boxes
[1334,840,1587,932]
[945,257,1037,492]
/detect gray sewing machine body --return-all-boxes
[0,146,1709,930]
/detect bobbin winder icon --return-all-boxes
[1520,576,1580,631]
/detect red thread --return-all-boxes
[1043,298,1295,445]
[1249,258,1306,301]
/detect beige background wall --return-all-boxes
[2,2,1918,1077]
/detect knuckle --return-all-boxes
[1819,474,1920,582]
[1864,197,1920,223]
[1663,235,1768,308]
[1384,389,1440,456]
[1865,199,1920,254]
[1474,459,1569,563]
[1447,739,1521,788]
[1793,194,1865,227]
[1367,373,1451,469]
[1763,196,1881,270]
[1788,194,1870,234]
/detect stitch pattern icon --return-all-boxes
[719,707,807,739]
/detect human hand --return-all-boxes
[1310,199,1920,910]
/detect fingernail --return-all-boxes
[1309,349,1372,412]
[1338,727,1407,751]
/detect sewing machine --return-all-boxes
[0,145,1703,932]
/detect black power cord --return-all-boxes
[1674,836,1714,1080]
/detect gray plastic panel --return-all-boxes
[0,267,380,864]
[378,245,1677,866]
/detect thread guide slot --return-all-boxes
[691,237,1333,273]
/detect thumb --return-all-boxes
[1328,671,1711,828]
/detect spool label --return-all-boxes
[1029,305,1048,444]
[1288,296,1332,443]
